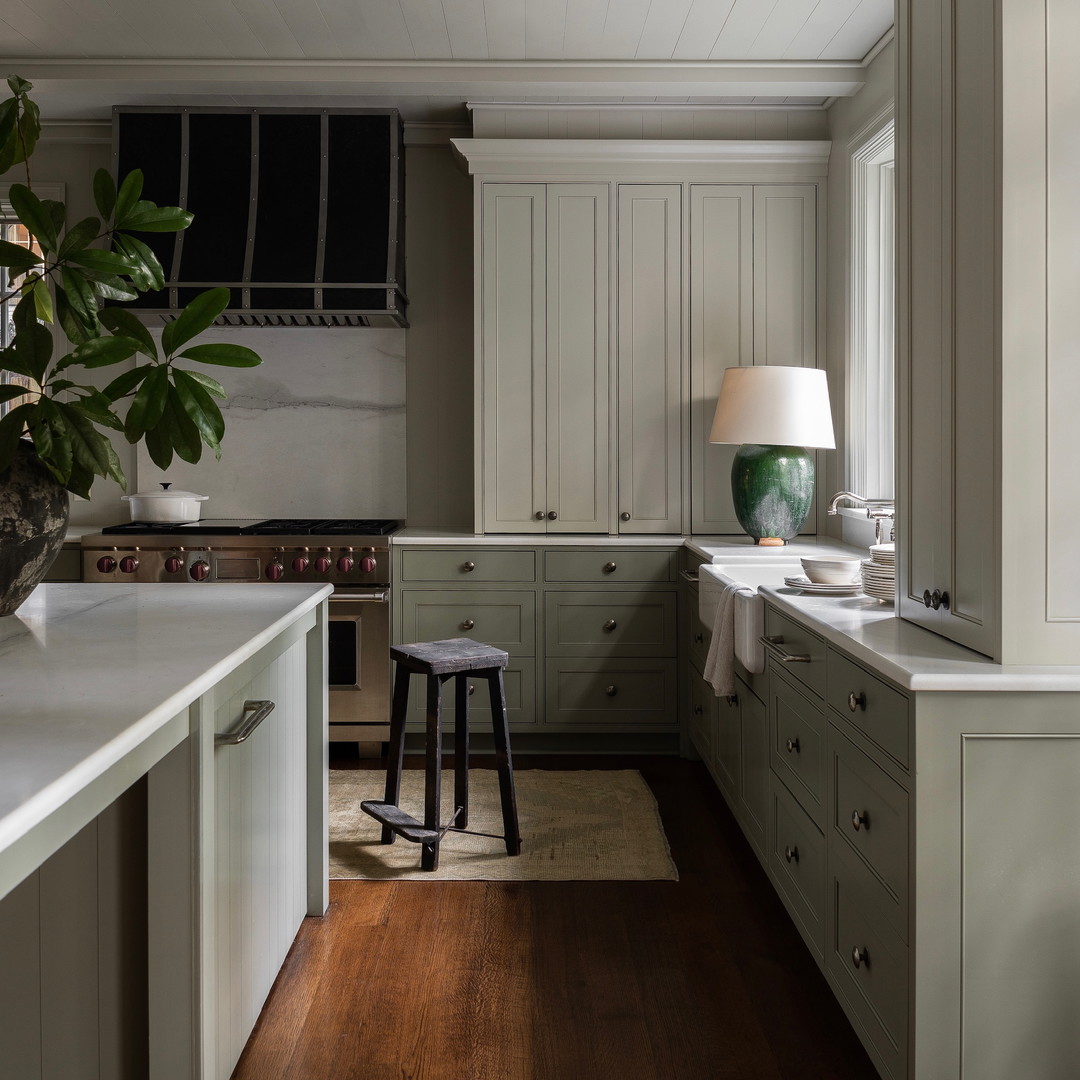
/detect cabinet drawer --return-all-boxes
[826,650,909,768]
[763,606,826,698]
[545,660,677,728]
[398,548,536,583]
[545,591,676,656]
[715,682,743,805]
[398,590,536,654]
[828,852,909,1080]
[770,776,826,961]
[544,548,675,584]
[770,671,826,828]
[686,594,711,672]
[829,726,909,927]
[406,660,536,729]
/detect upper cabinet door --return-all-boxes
[690,185,754,535]
[617,184,683,534]
[545,185,610,534]
[481,184,547,533]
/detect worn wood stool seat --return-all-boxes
[360,637,522,871]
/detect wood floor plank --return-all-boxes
[231,757,879,1080]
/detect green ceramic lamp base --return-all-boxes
[731,444,815,544]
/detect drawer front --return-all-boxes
[830,726,909,921]
[763,606,826,697]
[398,548,536,583]
[770,776,826,960]
[687,596,711,672]
[406,660,537,728]
[739,685,770,863]
[544,548,675,584]
[545,660,678,728]
[545,591,677,656]
[688,672,717,766]
[826,650,910,768]
[770,672,826,828]
[398,590,536,654]
[828,853,909,1080]
[715,683,743,805]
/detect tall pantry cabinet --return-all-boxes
[452,140,830,536]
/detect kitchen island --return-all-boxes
[0,582,332,1080]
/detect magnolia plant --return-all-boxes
[0,75,260,498]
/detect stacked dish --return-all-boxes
[861,543,896,603]
[784,554,864,596]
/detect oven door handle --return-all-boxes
[329,589,388,606]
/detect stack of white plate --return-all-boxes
[861,543,896,603]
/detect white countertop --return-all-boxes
[0,583,332,866]
[393,527,688,546]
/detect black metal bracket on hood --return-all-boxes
[113,106,408,328]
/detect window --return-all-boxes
[0,219,42,418]
[848,116,895,500]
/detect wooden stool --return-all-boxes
[360,637,522,871]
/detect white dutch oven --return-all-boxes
[122,483,209,523]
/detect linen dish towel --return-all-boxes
[703,579,756,697]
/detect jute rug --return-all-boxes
[329,768,679,882]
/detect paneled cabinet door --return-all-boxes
[480,183,609,533]
[617,184,682,534]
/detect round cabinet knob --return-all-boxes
[337,555,354,573]
[851,809,868,831]
[535,511,545,521]
[620,512,631,522]
[315,556,332,574]
[461,561,476,573]
[468,684,476,697]
[848,691,867,713]
[786,737,800,754]
[190,560,210,582]
[118,555,139,574]
[548,511,558,520]
[923,589,933,609]
[461,618,475,631]
[164,555,183,575]
[784,845,799,864]
[851,945,869,969]
[266,562,285,581]
[941,590,951,610]
[96,555,117,574]
[605,685,618,697]
[931,589,943,610]
[292,555,310,573]
[360,555,377,574]
[603,619,617,632]
[603,562,617,574]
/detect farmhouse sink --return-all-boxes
[698,560,804,672]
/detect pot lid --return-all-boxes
[122,483,209,501]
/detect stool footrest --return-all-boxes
[360,801,440,845]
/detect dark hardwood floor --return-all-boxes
[232,754,879,1080]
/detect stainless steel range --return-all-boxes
[82,518,399,747]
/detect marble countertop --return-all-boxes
[0,583,332,869]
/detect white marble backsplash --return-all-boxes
[136,327,406,519]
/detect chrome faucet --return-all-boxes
[827,492,895,544]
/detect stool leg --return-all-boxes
[380,664,411,845]
[486,668,521,856]
[421,673,444,871]
[454,673,470,829]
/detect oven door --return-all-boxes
[327,589,390,744]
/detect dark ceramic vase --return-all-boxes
[0,439,70,616]
[730,443,815,543]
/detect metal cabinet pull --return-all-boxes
[548,510,558,520]
[784,845,799,864]
[215,699,275,747]
[759,635,811,663]
[620,512,631,522]
[694,632,704,644]
[468,684,475,696]
[603,561,617,574]
[725,693,739,707]
[848,691,867,712]
[693,704,703,716]
[603,619,617,632]
[461,561,476,573]
[679,569,700,583]
[535,511,545,520]
[786,737,800,754]
[605,685,618,697]
[851,945,869,969]
[461,618,475,631]
[851,809,868,831]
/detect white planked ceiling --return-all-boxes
[0,0,893,120]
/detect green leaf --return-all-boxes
[177,342,261,368]
[32,277,54,323]
[59,267,99,331]
[8,184,58,251]
[113,170,145,228]
[13,323,52,382]
[55,290,90,346]
[65,460,95,499]
[0,344,34,380]
[0,407,35,475]
[142,419,172,471]
[124,363,168,440]
[180,368,226,398]
[173,368,224,454]
[67,247,135,276]
[0,384,28,404]
[93,169,116,221]
[0,238,42,272]
[57,216,101,260]
[12,291,37,334]
[29,400,69,484]
[121,203,194,233]
[102,364,152,402]
[100,307,157,359]
[71,335,140,368]
[71,392,124,431]
[0,99,17,175]
[56,401,122,483]
[7,75,33,97]
[82,270,138,303]
[42,200,66,240]
[112,233,166,291]
[162,288,230,356]
[162,386,204,464]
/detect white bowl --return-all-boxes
[800,554,863,585]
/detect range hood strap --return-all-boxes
[242,112,259,311]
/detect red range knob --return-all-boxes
[119,555,139,574]
[337,555,354,573]
[190,560,210,581]
[292,555,310,573]
[164,556,183,574]
[96,555,117,574]
[266,561,285,581]
[360,555,377,574]
[314,556,332,574]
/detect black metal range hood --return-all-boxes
[113,106,407,328]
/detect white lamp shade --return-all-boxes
[708,365,836,449]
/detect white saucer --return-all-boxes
[784,575,863,596]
